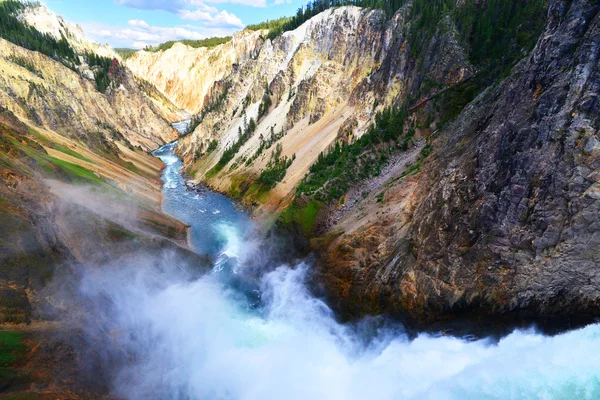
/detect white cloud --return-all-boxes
[111,0,248,44]
[116,0,187,12]
[81,18,238,49]
[79,0,256,49]
[207,0,266,7]
[118,0,265,10]
[178,9,243,28]
[128,19,151,28]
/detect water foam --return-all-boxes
[81,257,600,400]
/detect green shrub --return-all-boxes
[257,95,272,121]
[207,118,257,176]
[257,147,295,188]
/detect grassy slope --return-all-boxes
[0,331,28,390]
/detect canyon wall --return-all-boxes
[130,6,472,218]
[318,0,600,324]
[126,30,265,114]
[131,0,600,325]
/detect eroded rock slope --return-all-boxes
[318,0,600,324]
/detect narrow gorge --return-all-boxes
[0,0,599,398]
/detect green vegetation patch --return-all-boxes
[0,331,25,366]
[0,331,28,385]
[246,17,292,33]
[46,155,104,185]
[27,128,92,162]
[256,144,295,189]
[298,107,407,202]
[114,47,137,60]
[9,136,103,185]
[107,225,140,242]
[3,394,41,400]
[279,200,322,235]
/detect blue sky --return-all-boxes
[42,0,304,49]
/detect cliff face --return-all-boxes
[126,31,265,114]
[0,37,178,151]
[134,6,471,217]
[318,0,600,324]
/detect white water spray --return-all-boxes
[80,251,600,400]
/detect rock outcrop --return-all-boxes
[318,0,600,325]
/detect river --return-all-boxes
[96,129,600,399]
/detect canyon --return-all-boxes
[0,0,599,398]
[127,0,600,326]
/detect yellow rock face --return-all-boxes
[126,30,266,114]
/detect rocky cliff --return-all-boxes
[126,30,265,114]
[317,0,600,325]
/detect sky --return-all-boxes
[41,0,305,49]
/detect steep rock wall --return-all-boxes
[0,38,178,151]
[318,0,600,324]
[126,31,265,114]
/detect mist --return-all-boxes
[69,222,600,400]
